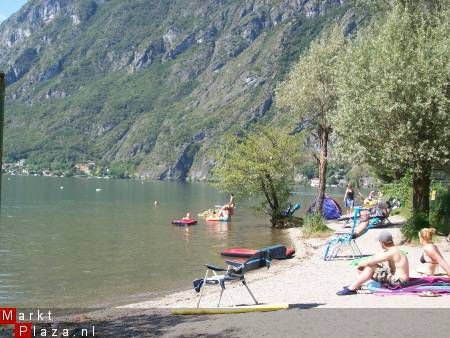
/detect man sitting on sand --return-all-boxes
[337,230,409,295]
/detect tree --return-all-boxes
[276,27,346,214]
[213,128,302,227]
[334,1,449,227]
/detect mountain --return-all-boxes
[0,0,355,180]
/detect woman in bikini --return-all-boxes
[418,228,450,276]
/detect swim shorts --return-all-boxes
[372,264,408,287]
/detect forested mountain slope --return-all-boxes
[0,0,355,179]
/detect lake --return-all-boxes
[0,176,346,308]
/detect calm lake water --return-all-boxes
[0,176,345,308]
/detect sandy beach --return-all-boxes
[121,214,450,309]
[41,215,450,337]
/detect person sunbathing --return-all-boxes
[337,231,409,295]
[351,209,371,238]
[349,201,391,239]
[417,228,450,277]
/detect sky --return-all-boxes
[0,0,28,22]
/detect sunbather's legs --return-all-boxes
[417,263,437,276]
[354,221,369,238]
[348,265,376,290]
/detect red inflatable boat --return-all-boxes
[172,219,197,226]
[221,245,295,259]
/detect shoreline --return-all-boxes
[39,215,450,336]
[116,214,450,310]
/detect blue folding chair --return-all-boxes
[323,207,378,261]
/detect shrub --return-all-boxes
[302,213,332,238]
[381,173,413,211]
[430,183,450,236]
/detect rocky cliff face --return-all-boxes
[0,0,352,180]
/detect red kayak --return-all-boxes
[221,245,295,259]
[172,219,197,226]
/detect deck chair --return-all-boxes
[339,205,392,228]
[193,251,271,308]
[324,207,367,261]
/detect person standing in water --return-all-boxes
[218,194,235,220]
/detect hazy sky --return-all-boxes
[0,0,28,22]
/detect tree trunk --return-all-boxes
[265,173,281,227]
[316,128,329,215]
[412,169,431,220]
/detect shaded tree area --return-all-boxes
[334,0,449,236]
[213,128,303,227]
[276,27,346,214]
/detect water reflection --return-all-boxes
[205,221,231,240]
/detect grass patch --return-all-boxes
[302,213,333,239]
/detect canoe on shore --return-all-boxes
[221,245,295,259]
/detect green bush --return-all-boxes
[430,183,450,235]
[381,173,413,210]
[302,213,332,238]
[402,212,430,241]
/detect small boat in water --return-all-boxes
[172,219,197,226]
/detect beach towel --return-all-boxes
[367,277,450,295]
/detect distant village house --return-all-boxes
[75,162,96,175]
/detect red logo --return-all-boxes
[0,308,32,338]
[15,322,32,338]
[0,307,16,324]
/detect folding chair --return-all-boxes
[193,251,271,308]
[323,207,364,261]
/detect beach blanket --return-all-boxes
[367,277,450,295]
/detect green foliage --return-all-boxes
[213,128,302,227]
[298,161,317,180]
[430,183,450,235]
[381,173,413,210]
[2,0,354,179]
[302,214,333,238]
[334,1,449,223]
[277,24,347,211]
[276,25,346,130]
[402,212,430,241]
[109,161,137,179]
[334,2,449,175]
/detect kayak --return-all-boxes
[172,219,197,226]
[221,245,295,259]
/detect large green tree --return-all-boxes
[334,1,449,224]
[213,128,302,227]
[276,27,346,213]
